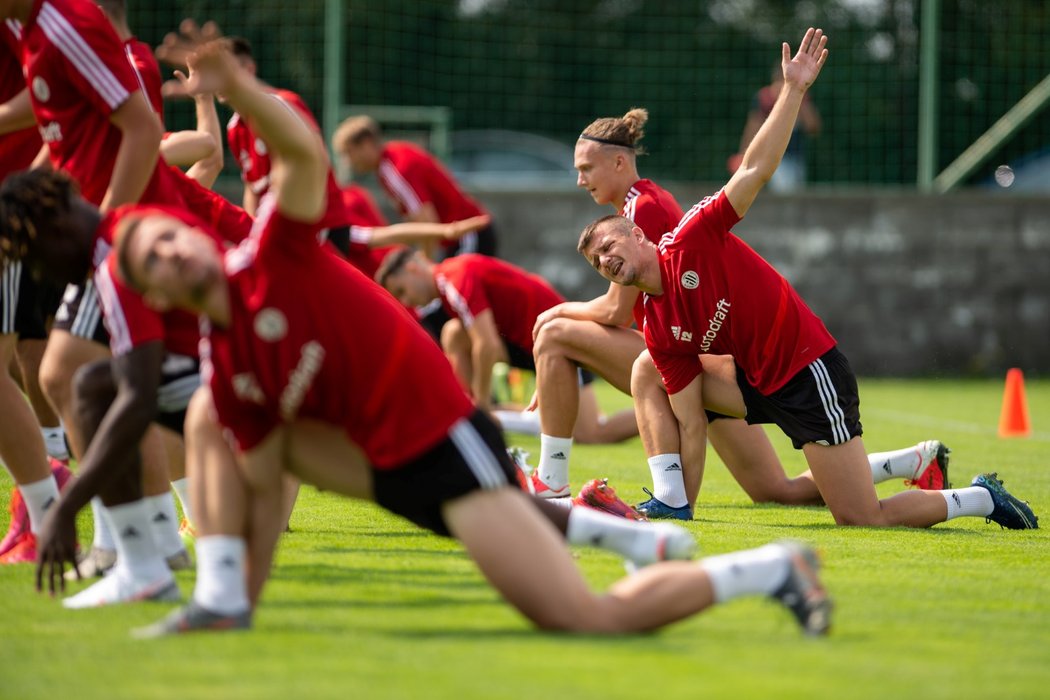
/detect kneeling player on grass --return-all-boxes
[578,28,1037,531]
[98,37,832,637]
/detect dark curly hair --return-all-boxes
[0,169,79,265]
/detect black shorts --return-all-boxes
[0,261,63,340]
[737,346,863,449]
[372,410,517,537]
[52,281,109,346]
[155,354,201,434]
[439,223,497,260]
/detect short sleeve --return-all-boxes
[437,268,488,328]
[669,190,741,248]
[628,195,671,244]
[44,5,135,116]
[94,256,164,357]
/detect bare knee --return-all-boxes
[532,317,576,359]
[440,318,469,352]
[39,351,75,411]
[630,350,663,396]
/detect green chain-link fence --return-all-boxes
[132,0,1050,189]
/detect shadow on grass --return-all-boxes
[270,563,489,589]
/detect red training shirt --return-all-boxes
[434,254,563,353]
[643,189,836,396]
[204,196,474,466]
[378,141,487,251]
[0,21,42,180]
[620,179,684,328]
[226,88,349,231]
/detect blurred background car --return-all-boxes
[446,129,577,190]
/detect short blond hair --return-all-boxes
[332,115,381,154]
[579,107,649,154]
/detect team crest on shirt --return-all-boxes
[31,76,49,102]
[254,308,288,342]
[255,137,268,156]
[681,270,700,289]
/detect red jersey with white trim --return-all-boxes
[340,184,393,278]
[225,88,349,230]
[92,207,204,358]
[643,190,836,396]
[378,141,486,251]
[124,37,162,119]
[620,179,683,328]
[434,254,563,353]
[0,21,42,180]
[204,197,473,466]
[168,165,253,245]
[19,0,175,207]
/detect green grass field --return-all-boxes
[1,378,1047,700]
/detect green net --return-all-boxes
[133,0,1050,189]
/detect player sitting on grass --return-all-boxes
[97,35,831,637]
[577,27,1038,531]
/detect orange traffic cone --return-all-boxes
[998,368,1031,438]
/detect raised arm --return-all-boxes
[724,27,828,219]
[177,39,327,222]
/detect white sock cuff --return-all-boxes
[647,453,687,508]
[19,475,60,534]
[942,487,995,520]
[90,497,116,550]
[493,409,541,435]
[702,544,789,604]
[537,434,573,486]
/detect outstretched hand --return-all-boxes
[173,38,241,99]
[34,504,79,597]
[782,27,828,92]
[155,19,223,69]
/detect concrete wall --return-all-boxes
[473,186,1050,377]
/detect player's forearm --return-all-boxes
[471,344,501,410]
[59,391,156,518]
[184,95,224,188]
[367,222,453,247]
[224,73,321,167]
[101,120,162,211]
[0,89,36,135]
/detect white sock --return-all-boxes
[91,497,116,551]
[647,454,688,508]
[40,425,69,461]
[194,536,250,615]
[105,499,170,580]
[537,434,572,489]
[566,507,646,560]
[18,475,60,534]
[941,487,994,520]
[492,409,541,435]
[868,445,922,483]
[702,543,791,603]
[145,493,186,558]
[170,478,194,525]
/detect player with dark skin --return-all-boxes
[0,175,170,591]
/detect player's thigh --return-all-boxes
[708,419,791,499]
[803,437,883,525]
[443,487,597,630]
[697,354,746,417]
[40,329,109,396]
[285,419,373,500]
[538,319,643,394]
